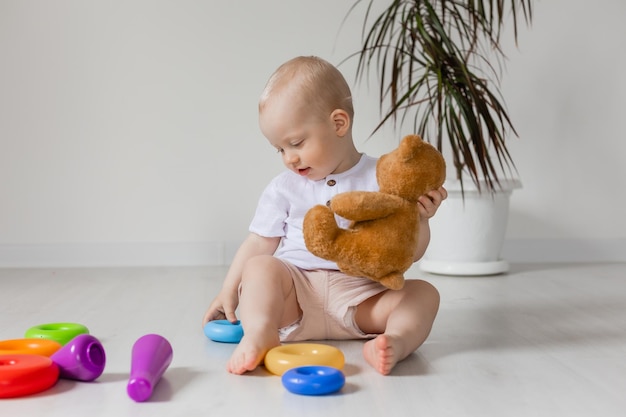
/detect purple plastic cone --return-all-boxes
[126,334,173,402]
[50,334,106,381]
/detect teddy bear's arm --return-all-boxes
[330,191,406,222]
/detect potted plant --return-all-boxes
[343,0,533,275]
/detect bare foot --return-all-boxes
[226,331,280,375]
[362,334,403,375]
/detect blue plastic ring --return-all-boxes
[203,320,243,343]
[281,366,345,396]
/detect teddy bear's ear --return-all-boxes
[398,135,424,161]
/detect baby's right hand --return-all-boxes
[202,288,239,326]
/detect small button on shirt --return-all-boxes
[249,154,379,270]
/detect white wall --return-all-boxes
[500,0,626,261]
[1,0,624,267]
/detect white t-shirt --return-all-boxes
[249,154,379,270]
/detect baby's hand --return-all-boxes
[202,288,239,326]
[418,186,447,220]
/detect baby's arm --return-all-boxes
[202,233,280,325]
[413,187,448,261]
[331,191,406,222]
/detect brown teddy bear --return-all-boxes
[303,134,446,290]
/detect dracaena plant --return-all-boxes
[344,0,533,193]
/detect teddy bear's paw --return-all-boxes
[378,273,406,290]
[303,204,341,259]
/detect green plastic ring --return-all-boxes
[24,323,90,346]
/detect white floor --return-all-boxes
[1,263,625,417]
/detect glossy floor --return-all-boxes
[1,263,625,416]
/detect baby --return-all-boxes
[202,56,447,375]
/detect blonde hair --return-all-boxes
[259,56,354,122]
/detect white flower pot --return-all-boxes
[419,178,521,276]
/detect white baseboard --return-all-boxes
[0,238,624,268]
[501,238,626,263]
[0,242,240,268]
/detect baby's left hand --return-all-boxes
[418,186,448,219]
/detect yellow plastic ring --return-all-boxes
[0,339,63,357]
[264,343,345,376]
[24,323,89,345]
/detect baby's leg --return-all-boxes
[355,279,439,375]
[228,256,300,374]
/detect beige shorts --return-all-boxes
[277,260,388,342]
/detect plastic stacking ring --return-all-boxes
[282,366,345,396]
[203,320,243,343]
[0,354,60,398]
[264,343,345,376]
[0,339,62,357]
[25,323,89,345]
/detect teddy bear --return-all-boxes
[303,134,446,290]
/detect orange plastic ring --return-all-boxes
[0,354,60,398]
[0,339,63,357]
[264,343,345,376]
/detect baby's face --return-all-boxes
[259,96,352,181]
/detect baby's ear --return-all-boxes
[330,109,350,137]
